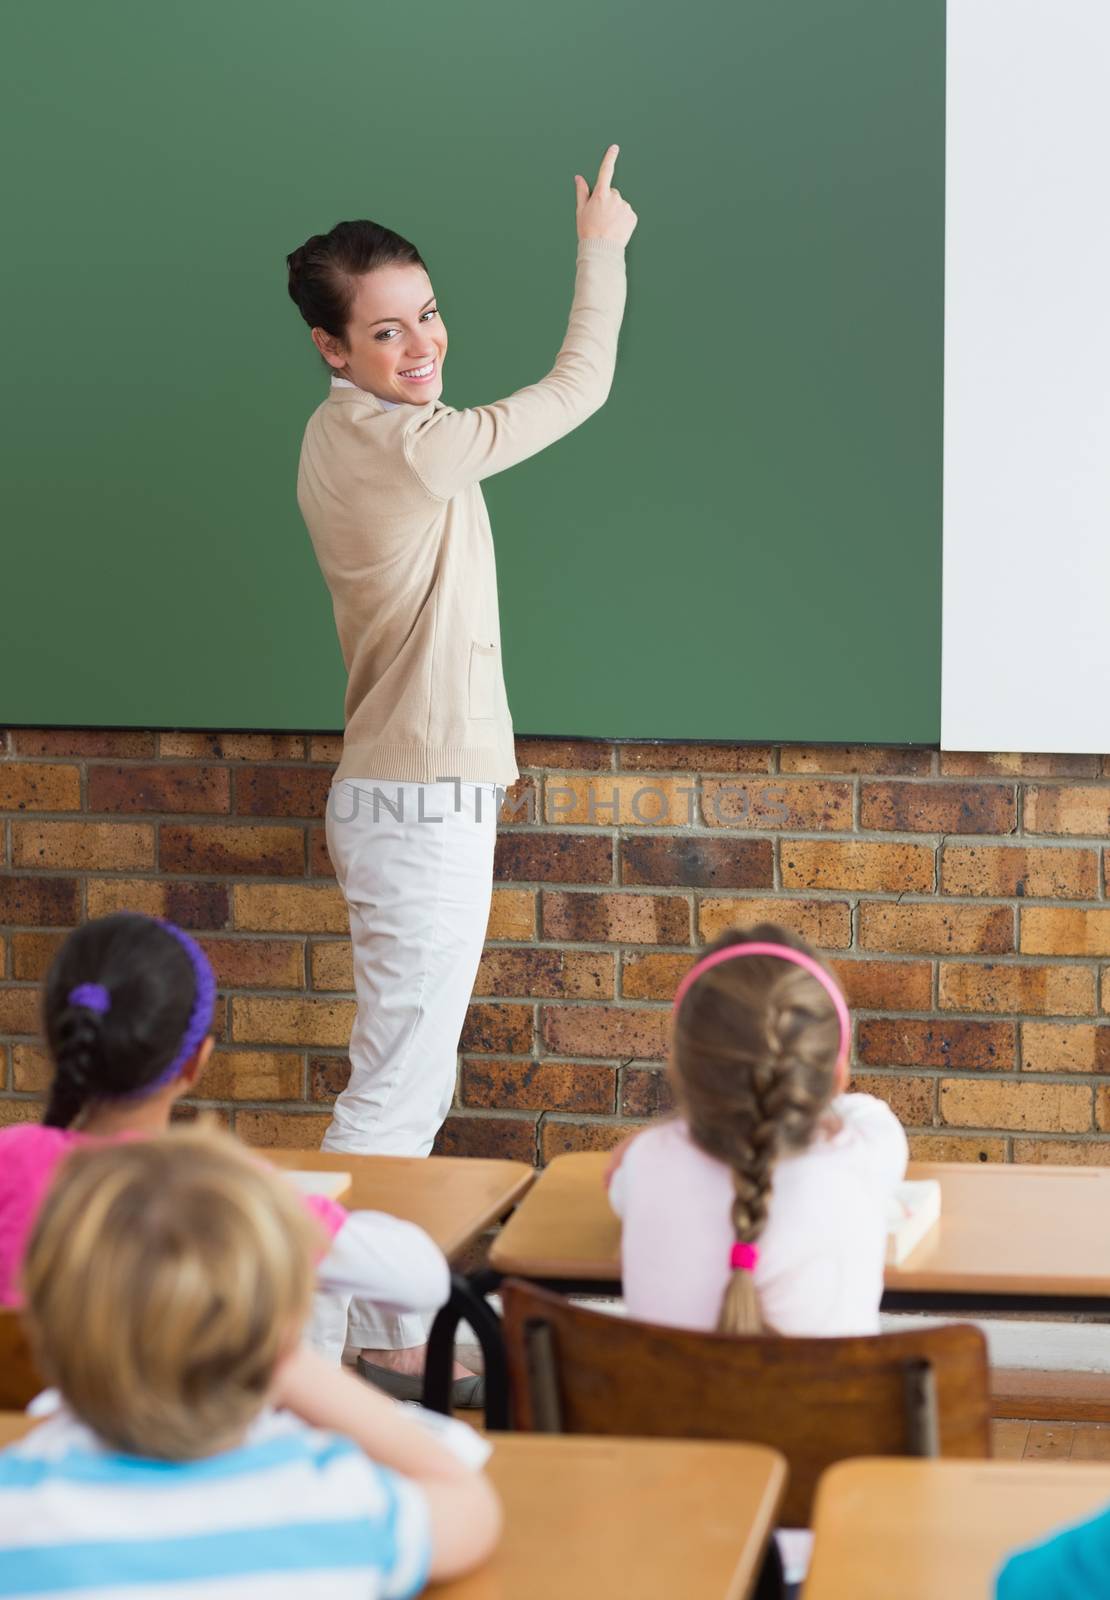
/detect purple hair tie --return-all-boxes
[145,918,218,1092]
[68,982,111,1014]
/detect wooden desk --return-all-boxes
[0,1413,38,1448]
[489,1153,1110,1313]
[805,1457,1110,1598]
[262,1150,535,1262]
[444,1434,785,1600]
[0,1420,782,1598]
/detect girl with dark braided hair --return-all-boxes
[0,914,450,1353]
[607,923,907,1336]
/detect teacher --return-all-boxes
[286,146,636,1393]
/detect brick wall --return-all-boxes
[2,729,1109,1166]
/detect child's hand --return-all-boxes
[603,1132,639,1189]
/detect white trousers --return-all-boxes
[323,777,498,1349]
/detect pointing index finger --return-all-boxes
[595,143,619,193]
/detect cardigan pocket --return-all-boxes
[468,642,499,720]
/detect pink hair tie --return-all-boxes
[730,1241,759,1272]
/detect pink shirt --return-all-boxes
[608,1094,908,1336]
[0,1124,345,1308]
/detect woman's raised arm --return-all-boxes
[403,145,637,501]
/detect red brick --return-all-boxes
[308,826,334,878]
[310,942,352,992]
[486,890,536,940]
[496,777,537,826]
[308,1056,350,1103]
[1022,1023,1110,1074]
[307,735,344,764]
[699,897,852,948]
[1012,1139,1110,1166]
[619,1065,673,1117]
[233,884,347,934]
[0,764,81,812]
[540,1118,646,1162]
[0,1101,45,1128]
[232,996,354,1047]
[461,1058,616,1114]
[544,776,691,828]
[86,878,230,930]
[1024,788,1110,837]
[233,766,333,817]
[515,739,613,771]
[858,903,1013,955]
[473,949,614,1000]
[702,779,852,831]
[908,1134,1006,1163]
[494,833,613,884]
[541,891,690,945]
[939,963,1095,1016]
[12,730,154,758]
[940,1079,1091,1133]
[541,1005,670,1061]
[87,765,230,815]
[850,1072,936,1124]
[1021,908,1110,957]
[0,989,41,1034]
[781,746,933,775]
[942,845,1097,899]
[10,932,66,983]
[13,821,154,871]
[434,1114,537,1162]
[200,1051,304,1101]
[459,1003,534,1055]
[620,835,773,889]
[621,953,692,1001]
[780,841,934,893]
[857,1018,1014,1070]
[197,937,304,991]
[161,824,304,877]
[157,733,307,761]
[860,782,1016,835]
[829,960,933,1012]
[1093,1090,1110,1133]
[941,752,1100,778]
[617,744,772,773]
[12,1044,50,1093]
[235,1111,331,1148]
[0,875,79,927]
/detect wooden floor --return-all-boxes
[993,1419,1110,1460]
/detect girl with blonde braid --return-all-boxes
[607,924,908,1336]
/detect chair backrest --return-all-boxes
[501,1281,990,1527]
[0,1307,44,1410]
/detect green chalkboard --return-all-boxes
[0,0,944,742]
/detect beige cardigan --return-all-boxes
[297,235,628,787]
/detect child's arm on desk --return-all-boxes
[273,1344,501,1582]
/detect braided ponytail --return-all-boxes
[43,1004,106,1128]
[672,923,844,1336]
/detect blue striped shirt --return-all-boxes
[0,1407,430,1598]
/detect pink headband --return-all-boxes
[672,941,851,1074]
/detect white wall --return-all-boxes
[942,0,1110,753]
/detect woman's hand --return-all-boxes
[575,144,638,246]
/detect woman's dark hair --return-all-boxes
[286,219,428,346]
[41,914,198,1129]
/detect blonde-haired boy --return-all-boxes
[0,1126,500,1595]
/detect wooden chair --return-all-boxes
[0,1307,44,1410]
[501,1280,990,1527]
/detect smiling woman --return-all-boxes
[285,147,637,1401]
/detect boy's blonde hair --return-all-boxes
[22,1124,322,1459]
